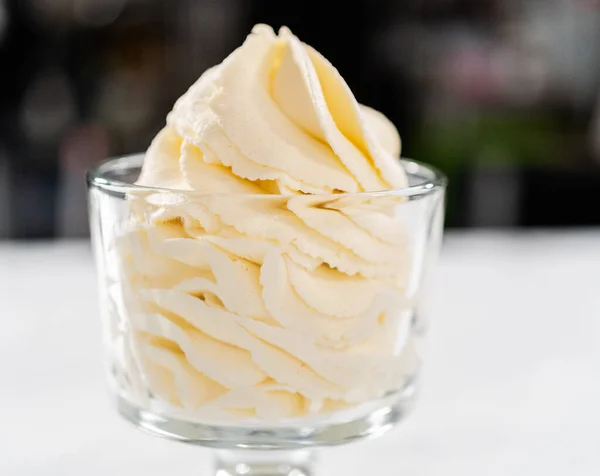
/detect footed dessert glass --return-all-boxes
[87,154,446,475]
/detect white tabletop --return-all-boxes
[2,231,599,475]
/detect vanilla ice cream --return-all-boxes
[108,25,421,423]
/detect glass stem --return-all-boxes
[213,449,317,476]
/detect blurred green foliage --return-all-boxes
[412,112,569,225]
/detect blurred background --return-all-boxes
[1,0,599,239]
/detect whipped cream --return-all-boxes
[111,25,418,422]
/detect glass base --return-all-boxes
[214,449,316,476]
[116,384,416,449]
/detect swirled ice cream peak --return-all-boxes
[113,24,417,422]
[136,24,407,194]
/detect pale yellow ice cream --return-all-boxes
[111,25,417,422]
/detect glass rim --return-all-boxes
[87,153,447,198]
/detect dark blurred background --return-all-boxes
[1,0,600,239]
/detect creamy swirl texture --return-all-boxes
[136,24,406,193]
[112,25,418,422]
